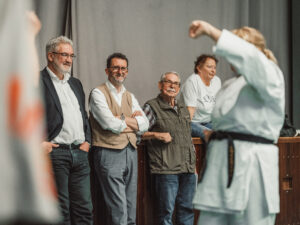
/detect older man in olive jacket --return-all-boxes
[142,71,196,225]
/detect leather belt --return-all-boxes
[54,143,81,150]
[199,131,274,188]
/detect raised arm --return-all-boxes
[189,20,284,105]
[189,20,221,42]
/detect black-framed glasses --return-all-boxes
[109,66,128,72]
[52,52,76,59]
[163,80,180,87]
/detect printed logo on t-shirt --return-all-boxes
[202,95,216,103]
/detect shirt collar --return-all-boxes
[105,80,126,94]
[46,67,70,83]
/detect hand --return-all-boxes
[203,130,213,143]
[116,114,124,120]
[26,11,41,37]
[41,141,59,154]
[79,142,90,152]
[131,110,143,118]
[189,20,210,38]
[189,20,221,41]
[156,132,172,143]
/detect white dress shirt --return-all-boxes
[89,81,149,134]
[46,67,85,144]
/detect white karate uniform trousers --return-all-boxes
[197,155,277,225]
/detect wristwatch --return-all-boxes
[120,113,125,121]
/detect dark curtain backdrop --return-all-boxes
[292,0,300,128]
[34,0,296,126]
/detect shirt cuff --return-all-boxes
[115,120,127,134]
[135,116,148,133]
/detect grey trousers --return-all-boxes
[93,144,137,225]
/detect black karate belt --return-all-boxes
[198,131,274,188]
[54,143,81,150]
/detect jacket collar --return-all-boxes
[41,68,63,116]
[157,94,184,110]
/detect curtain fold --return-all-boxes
[35,0,292,119]
[64,0,72,39]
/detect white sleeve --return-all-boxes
[181,76,199,107]
[213,29,284,104]
[89,88,127,134]
[131,93,149,132]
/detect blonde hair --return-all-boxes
[232,26,277,64]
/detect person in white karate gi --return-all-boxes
[189,20,285,225]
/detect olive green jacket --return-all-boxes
[145,95,196,174]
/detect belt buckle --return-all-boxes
[70,143,80,149]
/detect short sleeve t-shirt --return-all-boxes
[181,73,221,123]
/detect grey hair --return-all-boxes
[160,71,181,83]
[45,36,73,59]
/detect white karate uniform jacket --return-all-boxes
[193,30,285,214]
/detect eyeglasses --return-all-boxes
[52,52,76,59]
[109,66,128,72]
[162,80,180,87]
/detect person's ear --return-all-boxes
[196,65,202,74]
[47,52,54,62]
[105,68,109,76]
[158,81,162,91]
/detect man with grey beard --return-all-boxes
[141,72,196,225]
[89,52,149,225]
[40,36,93,224]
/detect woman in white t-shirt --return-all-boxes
[181,54,221,139]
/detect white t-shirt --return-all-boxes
[181,73,221,123]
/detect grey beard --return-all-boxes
[53,62,71,75]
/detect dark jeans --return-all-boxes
[191,122,212,139]
[50,148,93,225]
[153,173,196,225]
